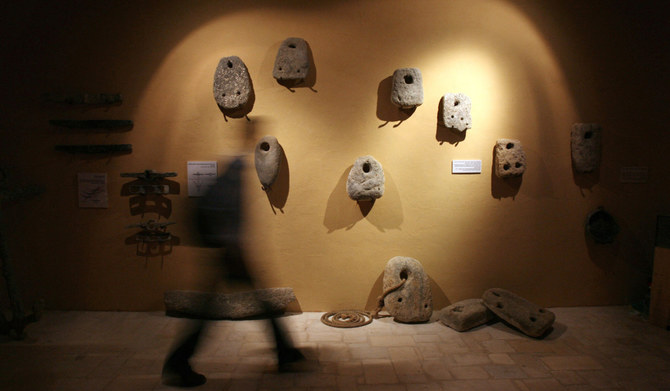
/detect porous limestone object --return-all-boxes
[440,298,497,332]
[482,288,555,338]
[571,123,602,173]
[213,56,253,110]
[254,136,283,190]
[346,155,385,201]
[383,256,432,323]
[494,139,527,178]
[164,288,296,320]
[391,68,424,109]
[440,93,472,132]
[273,37,310,81]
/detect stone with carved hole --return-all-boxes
[213,56,253,111]
[346,155,384,201]
[383,256,432,323]
[391,68,424,109]
[440,298,497,331]
[571,123,602,173]
[273,37,310,82]
[254,136,283,190]
[494,139,526,178]
[482,288,555,338]
[440,93,472,132]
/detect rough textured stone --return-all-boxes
[440,93,472,132]
[164,288,296,320]
[440,298,497,332]
[482,288,555,338]
[585,208,619,244]
[383,256,432,323]
[391,68,424,109]
[346,155,384,201]
[254,135,283,190]
[213,56,253,110]
[273,37,310,81]
[571,123,602,173]
[494,139,527,178]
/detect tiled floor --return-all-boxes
[1,307,670,390]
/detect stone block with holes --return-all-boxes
[440,298,497,332]
[383,256,432,323]
[571,123,602,173]
[482,288,555,338]
[346,155,385,201]
[213,56,253,110]
[440,93,472,132]
[391,68,424,109]
[273,37,310,81]
[254,135,283,190]
[494,139,527,178]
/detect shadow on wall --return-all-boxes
[376,76,416,128]
[264,150,290,214]
[322,166,403,233]
[364,272,451,315]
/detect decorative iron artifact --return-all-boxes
[49,119,133,129]
[55,144,132,154]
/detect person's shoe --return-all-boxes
[161,364,206,387]
[277,347,308,372]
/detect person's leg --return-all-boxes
[162,321,207,387]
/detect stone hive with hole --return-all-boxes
[273,37,310,82]
[254,136,283,190]
[440,298,497,332]
[494,139,527,178]
[213,56,253,110]
[391,68,423,109]
[346,155,384,201]
[482,288,555,338]
[383,256,432,323]
[440,93,472,132]
[571,123,602,173]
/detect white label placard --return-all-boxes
[188,161,218,196]
[78,173,108,208]
[452,160,482,174]
[620,166,648,183]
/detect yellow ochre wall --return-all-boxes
[1,0,668,312]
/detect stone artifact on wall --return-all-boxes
[254,136,283,191]
[585,208,619,244]
[571,123,602,173]
[440,93,472,132]
[482,288,555,338]
[440,298,497,332]
[494,139,527,178]
[346,155,385,201]
[213,56,254,116]
[383,256,432,323]
[391,68,423,109]
[273,37,310,82]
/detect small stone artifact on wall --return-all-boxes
[213,56,254,117]
[273,37,310,83]
[383,256,432,323]
[482,288,555,338]
[494,139,526,178]
[254,136,283,191]
[440,298,497,332]
[391,68,423,109]
[440,93,472,132]
[346,155,385,201]
[585,207,619,244]
[571,123,602,173]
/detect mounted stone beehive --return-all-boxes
[383,256,432,323]
[213,56,253,111]
[494,138,526,178]
[391,68,423,109]
[273,37,310,82]
[440,93,472,132]
[571,123,602,173]
[346,155,385,201]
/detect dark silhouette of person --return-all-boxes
[162,157,304,387]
